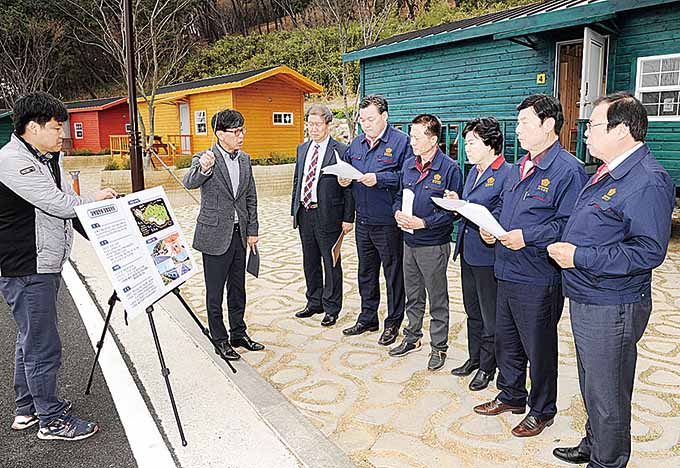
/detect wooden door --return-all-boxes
[557,43,583,154]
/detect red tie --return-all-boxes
[302,144,320,208]
[592,164,609,185]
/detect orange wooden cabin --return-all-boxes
[126,65,323,160]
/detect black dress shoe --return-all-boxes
[450,359,479,376]
[321,314,337,327]
[214,341,241,361]
[295,307,324,318]
[342,322,379,336]
[469,369,495,391]
[378,326,399,346]
[553,446,590,464]
[230,335,265,351]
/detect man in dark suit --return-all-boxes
[183,109,264,362]
[292,104,354,327]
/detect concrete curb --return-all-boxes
[169,302,356,468]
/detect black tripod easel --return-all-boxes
[85,287,237,446]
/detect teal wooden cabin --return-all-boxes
[0,111,12,147]
[344,0,680,186]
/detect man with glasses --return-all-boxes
[548,92,674,467]
[291,104,354,327]
[338,95,411,346]
[184,109,264,362]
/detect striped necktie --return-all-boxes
[302,144,320,208]
[592,164,609,185]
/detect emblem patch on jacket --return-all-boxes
[432,173,442,184]
[537,178,551,193]
[485,176,495,187]
[602,187,616,201]
[19,165,36,175]
[384,147,393,157]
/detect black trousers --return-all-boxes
[355,223,405,329]
[203,224,247,342]
[297,205,343,316]
[460,253,498,373]
[495,279,563,420]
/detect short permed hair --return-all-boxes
[411,113,442,140]
[211,109,245,133]
[517,94,564,135]
[13,92,68,135]
[462,117,504,155]
[593,91,648,141]
[359,94,388,114]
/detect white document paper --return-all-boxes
[75,187,197,319]
[432,197,508,238]
[321,158,364,180]
[401,189,415,234]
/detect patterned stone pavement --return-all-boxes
[169,195,678,468]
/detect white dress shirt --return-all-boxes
[302,136,330,203]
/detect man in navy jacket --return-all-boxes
[548,92,674,468]
[389,114,462,371]
[475,94,587,438]
[339,95,412,346]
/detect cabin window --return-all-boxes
[636,53,680,121]
[74,122,84,139]
[273,112,294,125]
[195,110,207,135]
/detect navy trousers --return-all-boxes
[495,280,563,419]
[0,273,70,427]
[570,298,652,468]
[203,224,247,342]
[354,223,405,329]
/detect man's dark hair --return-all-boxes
[462,117,504,155]
[211,109,244,132]
[593,91,648,141]
[359,94,388,114]
[13,92,68,135]
[411,113,442,140]
[517,94,564,135]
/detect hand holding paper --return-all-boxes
[322,158,364,180]
[432,197,507,238]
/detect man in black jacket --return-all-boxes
[291,104,354,327]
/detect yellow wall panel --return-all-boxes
[233,76,304,159]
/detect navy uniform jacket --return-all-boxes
[393,149,463,247]
[345,125,412,225]
[561,144,675,305]
[494,141,588,286]
[453,155,512,267]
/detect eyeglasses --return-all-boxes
[223,127,246,137]
[586,121,607,130]
[306,122,326,129]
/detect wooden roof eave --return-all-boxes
[342,0,676,62]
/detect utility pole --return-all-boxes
[124,0,144,191]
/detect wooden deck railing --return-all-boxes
[167,134,192,155]
[110,135,130,157]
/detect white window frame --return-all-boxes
[635,53,680,122]
[194,110,207,135]
[74,122,84,139]
[272,112,294,126]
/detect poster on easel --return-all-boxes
[75,186,197,319]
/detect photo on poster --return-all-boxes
[147,232,193,285]
[131,198,174,237]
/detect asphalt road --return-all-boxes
[0,279,137,468]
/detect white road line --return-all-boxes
[62,262,176,468]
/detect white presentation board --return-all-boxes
[75,186,197,319]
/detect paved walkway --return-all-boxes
[161,195,680,468]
